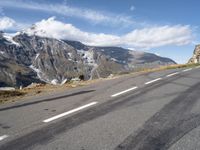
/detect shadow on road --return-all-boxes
[0,90,95,112]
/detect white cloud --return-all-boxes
[0,0,134,26]
[130,6,135,11]
[0,16,30,31]
[122,25,193,49]
[23,17,193,50]
[24,17,121,46]
[0,17,15,30]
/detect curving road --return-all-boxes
[0,66,200,150]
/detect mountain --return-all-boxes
[188,44,200,63]
[65,40,175,68]
[0,31,176,88]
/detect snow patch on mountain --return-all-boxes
[68,52,72,58]
[51,79,59,85]
[35,53,40,60]
[78,49,97,66]
[30,64,66,85]
[30,65,43,79]
[61,79,68,85]
[0,51,4,55]
[30,65,52,84]
[3,33,20,46]
[111,58,118,62]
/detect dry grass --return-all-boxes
[0,90,27,104]
[155,63,200,70]
[116,63,200,77]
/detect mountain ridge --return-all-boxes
[0,31,176,87]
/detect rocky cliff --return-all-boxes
[188,45,200,64]
[0,32,176,87]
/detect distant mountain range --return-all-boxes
[0,27,176,87]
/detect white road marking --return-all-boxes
[0,135,9,141]
[145,78,162,85]
[111,86,138,97]
[166,72,179,77]
[182,68,192,72]
[43,102,98,123]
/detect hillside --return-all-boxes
[0,31,176,87]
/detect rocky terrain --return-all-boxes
[188,44,200,64]
[0,30,176,88]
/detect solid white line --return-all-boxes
[0,135,9,141]
[43,102,98,123]
[182,68,192,72]
[111,86,138,97]
[166,72,179,77]
[145,78,162,85]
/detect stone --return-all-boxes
[188,45,200,64]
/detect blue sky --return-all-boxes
[0,0,199,63]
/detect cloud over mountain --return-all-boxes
[23,17,193,50]
[0,17,15,30]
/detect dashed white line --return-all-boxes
[182,68,192,72]
[111,86,138,97]
[0,135,9,141]
[43,102,98,123]
[166,72,179,77]
[145,78,162,85]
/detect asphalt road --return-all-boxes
[0,66,200,150]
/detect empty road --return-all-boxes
[0,66,200,150]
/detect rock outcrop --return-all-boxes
[188,45,200,64]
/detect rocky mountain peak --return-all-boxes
[21,24,47,37]
[188,44,200,63]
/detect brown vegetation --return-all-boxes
[0,90,26,104]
